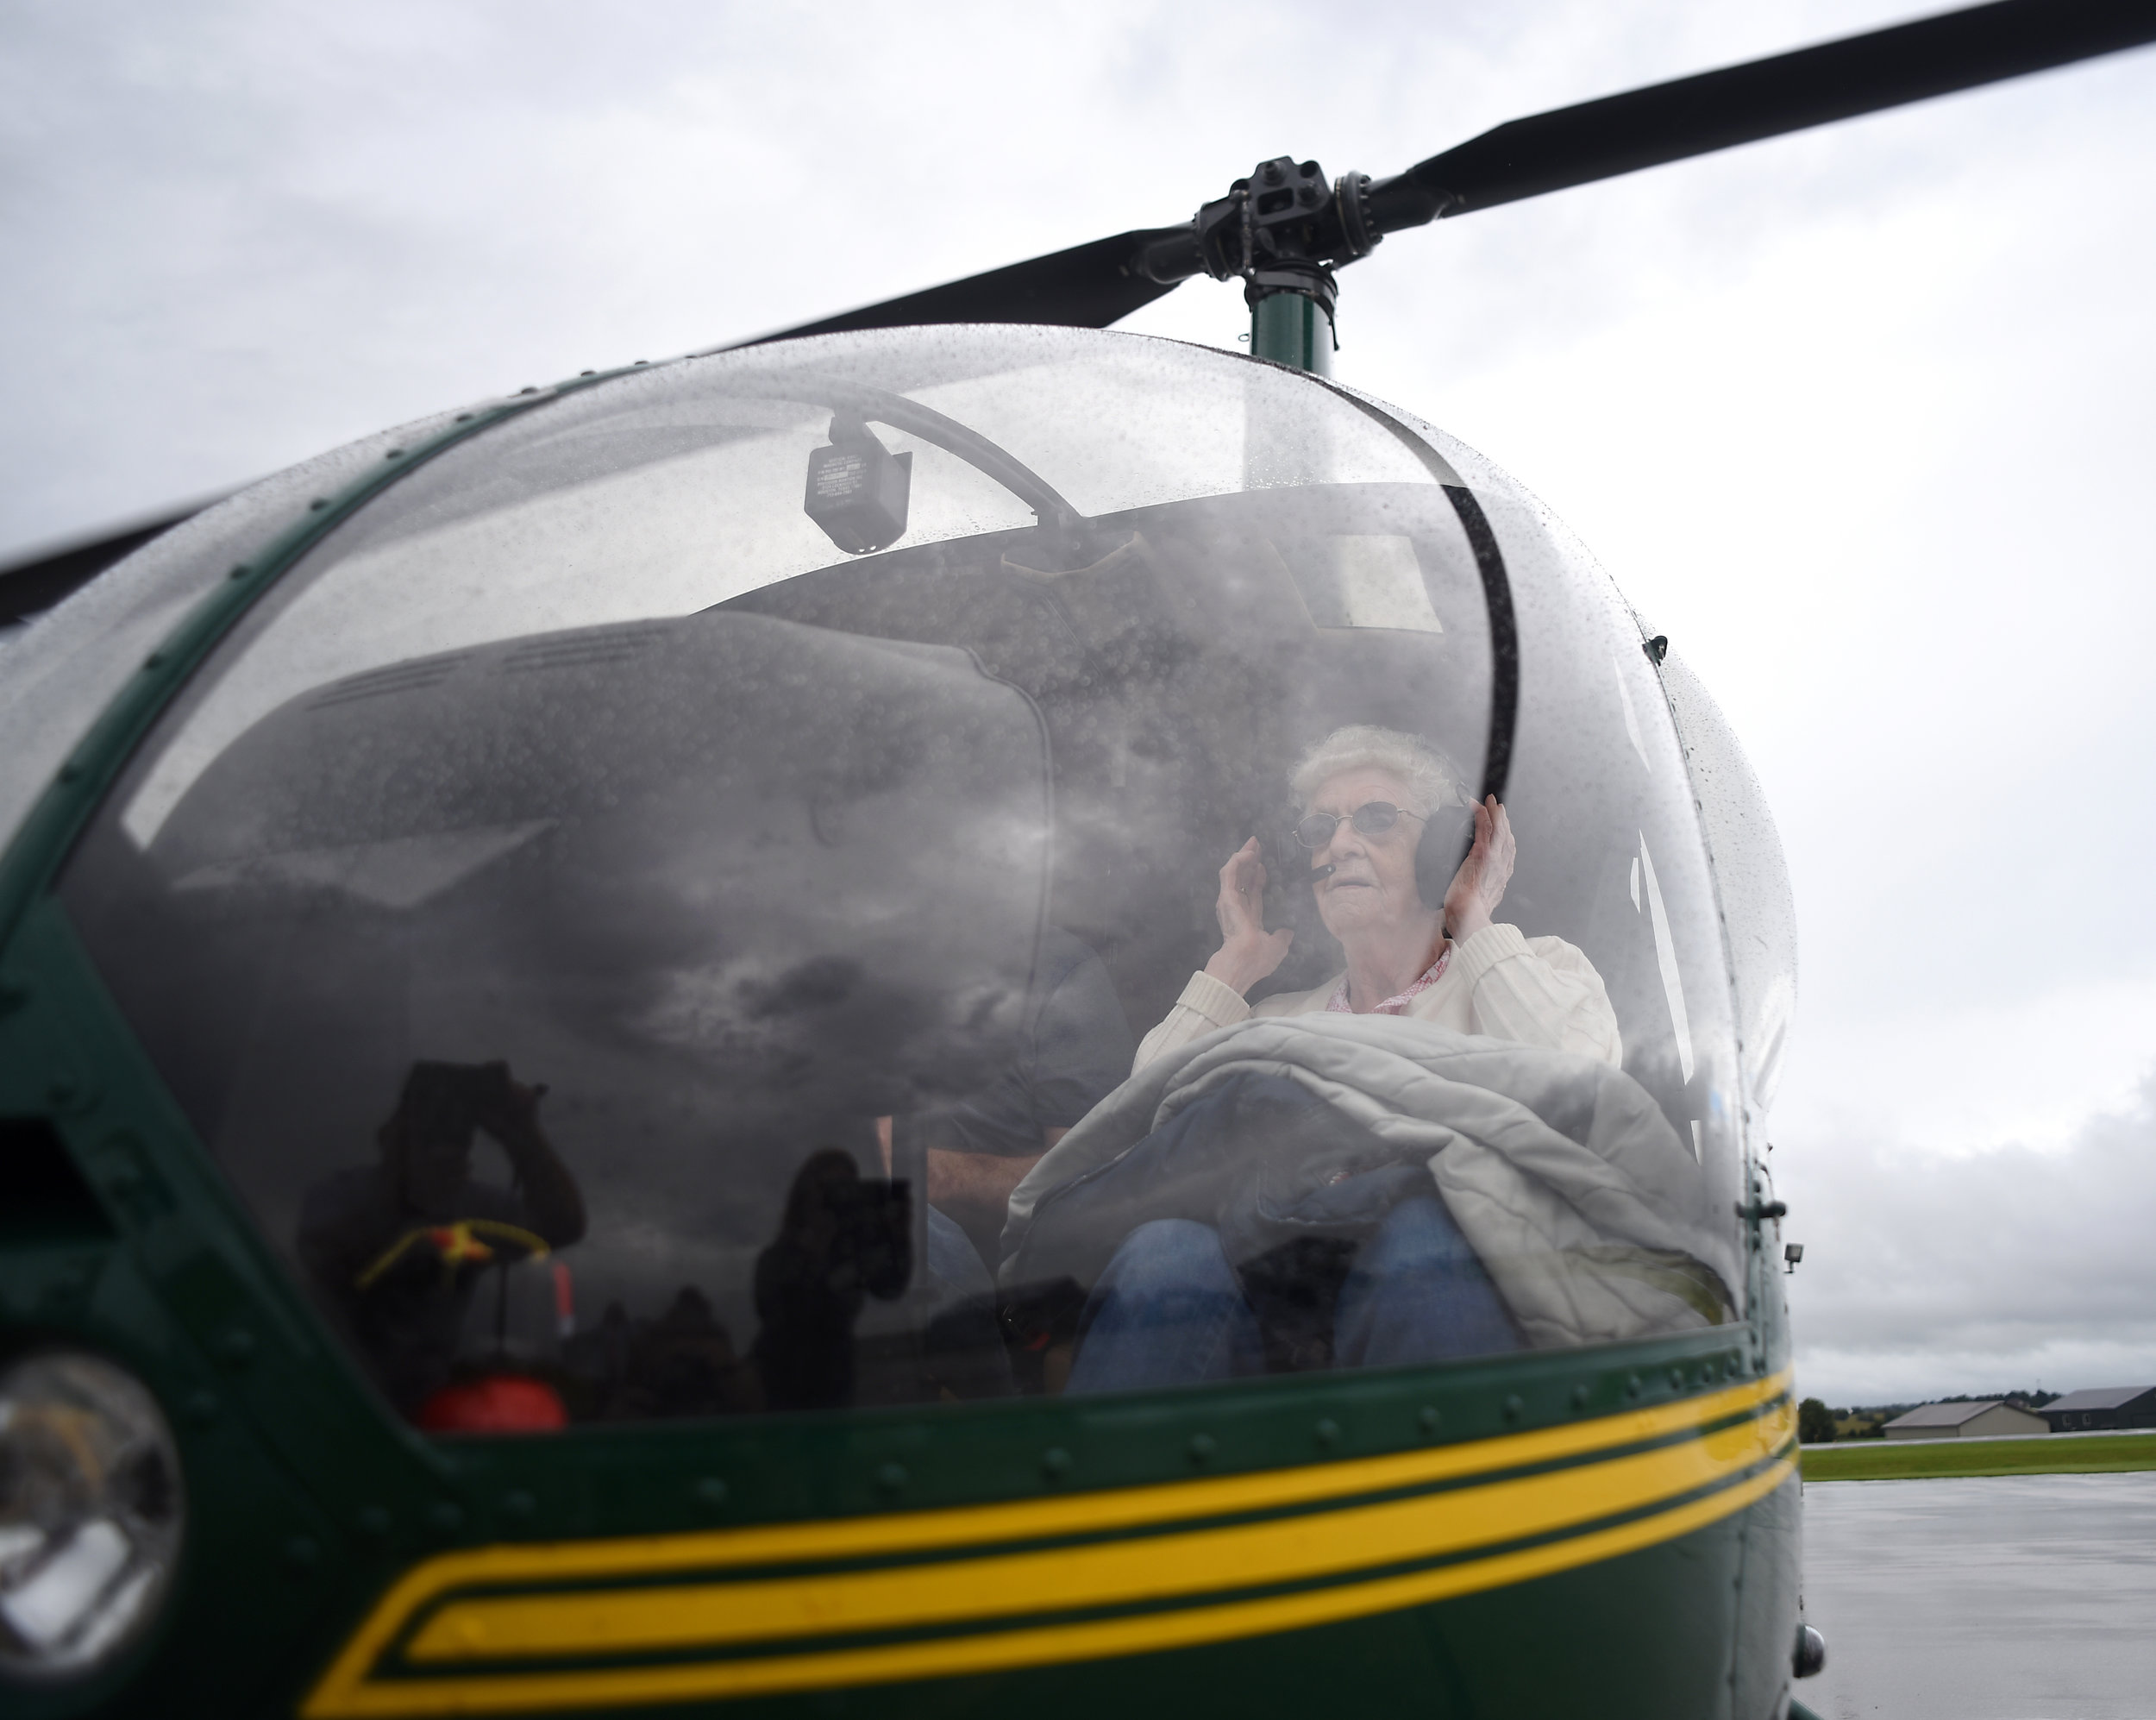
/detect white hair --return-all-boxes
[1289,725,1463,815]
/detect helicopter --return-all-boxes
[3,3,2153,1718]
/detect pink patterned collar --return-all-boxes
[1326,945,1451,1015]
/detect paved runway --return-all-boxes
[1796,1472,2156,1720]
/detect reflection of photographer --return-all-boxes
[752,1149,910,1412]
[297,1061,586,1416]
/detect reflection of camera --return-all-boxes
[754,1150,912,1411]
[769,1152,912,1303]
[397,1060,516,1146]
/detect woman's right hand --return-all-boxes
[1201,838,1294,995]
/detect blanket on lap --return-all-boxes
[1001,1014,1738,1350]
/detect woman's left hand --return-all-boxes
[1443,795,1515,943]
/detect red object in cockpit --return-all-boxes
[416,1374,567,1433]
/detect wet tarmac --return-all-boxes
[1796,1472,2156,1720]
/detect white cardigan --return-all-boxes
[1133,922,1623,1073]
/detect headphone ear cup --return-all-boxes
[1414,804,1476,911]
[1271,825,1308,888]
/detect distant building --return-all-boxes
[1881,1400,2049,1440]
[2039,1386,2156,1433]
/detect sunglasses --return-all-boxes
[1293,802,1427,851]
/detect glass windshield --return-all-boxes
[60,326,1747,1428]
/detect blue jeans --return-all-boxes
[1064,1195,1519,1394]
[918,1205,1015,1398]
[925,1205,993,1297]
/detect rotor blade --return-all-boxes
[0,501,214,628]
[1371,0,2156,228]
[734,226,1199,348]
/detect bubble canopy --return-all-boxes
[56,325,1791,1428]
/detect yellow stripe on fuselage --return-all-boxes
[304,1370,1793,1717]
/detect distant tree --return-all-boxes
[1797,1397,1837,1444]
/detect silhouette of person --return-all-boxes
[298,1060,586,1415]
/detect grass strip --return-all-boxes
[1801,1432,2156,1482]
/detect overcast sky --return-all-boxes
[4,1,2153,1405]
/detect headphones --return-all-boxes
[1411,796,1478,911]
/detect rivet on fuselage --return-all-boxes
[1501,1395,1525,1422]
[1041,1447,1073,1480]
[1418,1405,1442,1435]
[1188,1434,1217,1464]
[46,1071,94,1113]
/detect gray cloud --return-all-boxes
[1779,1067,2156,1403]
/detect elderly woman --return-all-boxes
[1065,725,1620,1392]
[1136,724,1620,1070]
